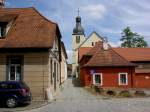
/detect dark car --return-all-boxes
[0,81,31,108]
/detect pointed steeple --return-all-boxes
[0,0,5,8]
[73,8,84,35]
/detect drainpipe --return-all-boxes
[59,61,61,85]
[131,67,133,88]
[42,55,45,100]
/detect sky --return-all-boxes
[5,0,150,63]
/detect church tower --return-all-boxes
[72,11,85,77]
[72,15,85,50]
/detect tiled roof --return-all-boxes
[113,48,150,61]
[0,7,61,48]
[83,42,135,67]
[86,41,103,55]
[78,47,92,61]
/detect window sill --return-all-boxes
[119,84,128,86]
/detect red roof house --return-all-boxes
[0,7,63,100]
[113,48,150,88]
[79,42,150,88]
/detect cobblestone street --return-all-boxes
[25,79,150,112]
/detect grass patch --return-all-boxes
[119,90,131,97]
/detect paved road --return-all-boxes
[26,79,150,112]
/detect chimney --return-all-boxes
[0,0,5,8]
[103,37,109,50]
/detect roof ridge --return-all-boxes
[113,47,150,49]
[32,7,57,25]
[75,31,103,50]
[0,7,35,10]
[83,46,136,67]
[0,7,60,48]
[32,7,62,37]
[2,7,59,26]
[88,31,103,40]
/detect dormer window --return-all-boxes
[0,22,7,38]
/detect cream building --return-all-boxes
[60,42,68,83]
[72,15,103,77]
[0,7,64,101]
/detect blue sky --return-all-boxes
[6,0,150,63]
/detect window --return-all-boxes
[76,36,80,43]
[0,83,8,89]
[92,42,94,46]
[0,22,7,38]
[57,63,59,82]
[118,73,128,85]
[8,83,17,89]
[93,73,102,85]
[0,83,17,89]
[50,59,53,84]
[7,57,23,81]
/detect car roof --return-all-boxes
[0,81,20,84]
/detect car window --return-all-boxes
[0,83,17,89]
[8,83,17,89]
[0,83,8,89]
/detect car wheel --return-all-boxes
[6,97,17,108]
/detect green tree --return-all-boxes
[120,27,148,48]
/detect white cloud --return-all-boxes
[81,4,106,20]
[99,27,120,35]
[66,50,72,64]
[108,41,121,47]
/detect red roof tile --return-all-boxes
[0,7,61,48]
[113,48,150,61]
[86,41,103,56]
[83,42,135,67]
[78,47,92,61]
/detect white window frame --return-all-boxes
[9,64,21,81]
[93,73,103,86]
[0,27,2,37]
[8,57,22,81]
[118,73,128,85]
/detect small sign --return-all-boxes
[145,76,150,79]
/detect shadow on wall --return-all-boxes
[72,78,84,87]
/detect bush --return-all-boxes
[119,90,131,97]
[134,91,146,97]
[106,90,116,96]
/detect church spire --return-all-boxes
[77,8,80,16]
[0,0,5,8]
[73,8,84,35]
